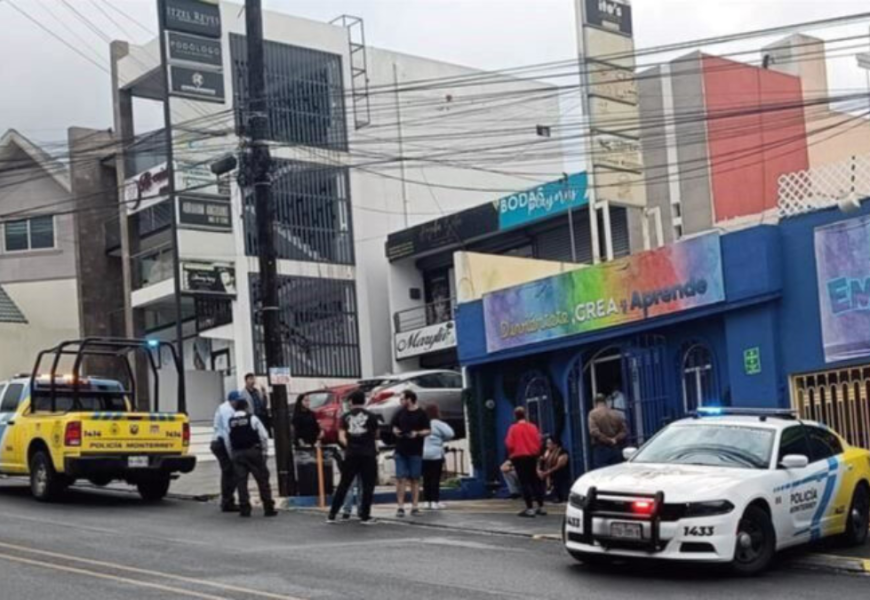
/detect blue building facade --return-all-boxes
[457,203,870,489]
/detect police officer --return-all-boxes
[228,392,277,518]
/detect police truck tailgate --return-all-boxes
[80,413,187,454]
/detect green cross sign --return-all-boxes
[744,347,761,375]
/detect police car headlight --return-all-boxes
[569,492,586,509]
[684,500,734,517]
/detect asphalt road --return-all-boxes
[0,480,865,600]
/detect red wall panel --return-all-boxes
[701,56,808,222]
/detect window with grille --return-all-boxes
[250,275,361,379]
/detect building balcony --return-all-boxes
[393,299,457,361]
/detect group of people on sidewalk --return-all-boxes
[211,378,277,518]
[325,389,456,524]
[502,393,628,517]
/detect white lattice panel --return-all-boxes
[778,155,870,218]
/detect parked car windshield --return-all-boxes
[631,424,775,469]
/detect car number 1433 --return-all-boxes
[684,526,714,537]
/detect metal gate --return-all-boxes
[791,366,870,449]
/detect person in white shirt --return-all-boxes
[227,394,276,518]
[422,404,455,510]
[211,391,239,512]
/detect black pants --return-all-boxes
[330,454,378,520]
[233,447,274,511]
[422,459,444,504]
[512,456,544,510]
[210,440,236,508]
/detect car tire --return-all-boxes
[840,483,870,547]
[137,475,171,502]
[730,505,776,576]
[568,550,613,568]
[30,450,64,502]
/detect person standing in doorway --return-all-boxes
[242,373,272,437]
[211,391,238,512]
[589,394,628,469]
[608,385,627,414]
[327,390,380,524]
[422,404,455,510]
[228,395,277,518]
[505,407,545,518]
[391,390,431,517]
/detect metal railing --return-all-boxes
[393,298,456,334]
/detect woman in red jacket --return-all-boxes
[504,406,546,517]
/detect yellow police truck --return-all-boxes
[0,338,196,502]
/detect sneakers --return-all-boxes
[518,508,536,518]
[239,508,252,518]
[342,513,352,521]
[360,518,377,526]
[536,508,548,516]
[410,507,422,516]
[326,514,337,524]
[264,506,278,518]
[396,508,406,518]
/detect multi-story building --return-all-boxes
[108,1,563,419]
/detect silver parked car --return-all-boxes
[362,370,465,439]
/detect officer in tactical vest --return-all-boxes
[228,392,277,518]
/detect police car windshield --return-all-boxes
[632,424,774,470]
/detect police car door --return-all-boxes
[773,424,825,545]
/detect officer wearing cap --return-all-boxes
[228,391,277,518]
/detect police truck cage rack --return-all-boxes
[28,338,185,414]
[691,407,797,421]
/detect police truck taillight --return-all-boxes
[64,421,82,447]
[182,422,190,447]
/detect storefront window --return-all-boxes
[682,344,715,413]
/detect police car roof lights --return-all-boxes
[692,407,796,421]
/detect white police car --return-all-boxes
[564,409,870,575]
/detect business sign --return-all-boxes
[167,31,223,66]
[181,262,236,295]
[269,367,292,386]
[178,196,231,230]
[589,61,638,104]
[744,347,762,375]
[396,321,457,360]
[163,0,221,38]
[386,202,499,262]
[169,65,225,103]
[484,234,725,352]
[815,215,870,362]
[497,172,589,230]
[124,163,170,213]
[175,158,220,195]
[584,0,633,36]
[592,133,643,172]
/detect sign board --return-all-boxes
[268,367,292,386]
[180,262,236,295]
[169,65,225,103]
[167,31,223,67]
[589,61,638,104]
[395,321,458,360]
[589,96,640,136]
[815,214,870,362]
[178,196,232,230]
[483,234,725,353]
[175,158,220,195]
[592,133,643,172]
[124,162,170,213]
[743,347,762,375]
[584,26,635,65]
[594,166,646,208]
[163,0,221,38]
[497,172,589,230]
[584,0,633,37]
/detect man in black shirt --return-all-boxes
[391,390,431,517]
[327,390,380,524]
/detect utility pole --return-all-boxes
[246,0,295,497]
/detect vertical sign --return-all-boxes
[743,347,762,375]
[161,0,225,103]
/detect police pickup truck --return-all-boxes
[0,339,196,502]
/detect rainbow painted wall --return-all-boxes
[483,234,726,353]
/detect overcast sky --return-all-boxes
[1,0,869,150]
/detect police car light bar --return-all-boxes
[693,407,796,421]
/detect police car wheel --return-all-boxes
[841,484,870,547]
[30,450,63,503]
[137,476,171,502]
[730,505,775,576]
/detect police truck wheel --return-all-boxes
[137,476,171,502]
[731,505,775,576]
[841,484,870,547]
[30,450,63,502]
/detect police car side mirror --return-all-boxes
[780,454,809,470]
[623,447,638,461]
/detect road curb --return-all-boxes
[788,554,870,576]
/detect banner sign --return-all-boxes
[164,0,221,38]
[395,321,457,360]
[167,31,223,66]
[169,65,225,103]
[178,196,231,230]
[484,234,725,352]
[181,262,236,295]
[815,215,870,362]
[497,172,588,230]
[584,0,633,36]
